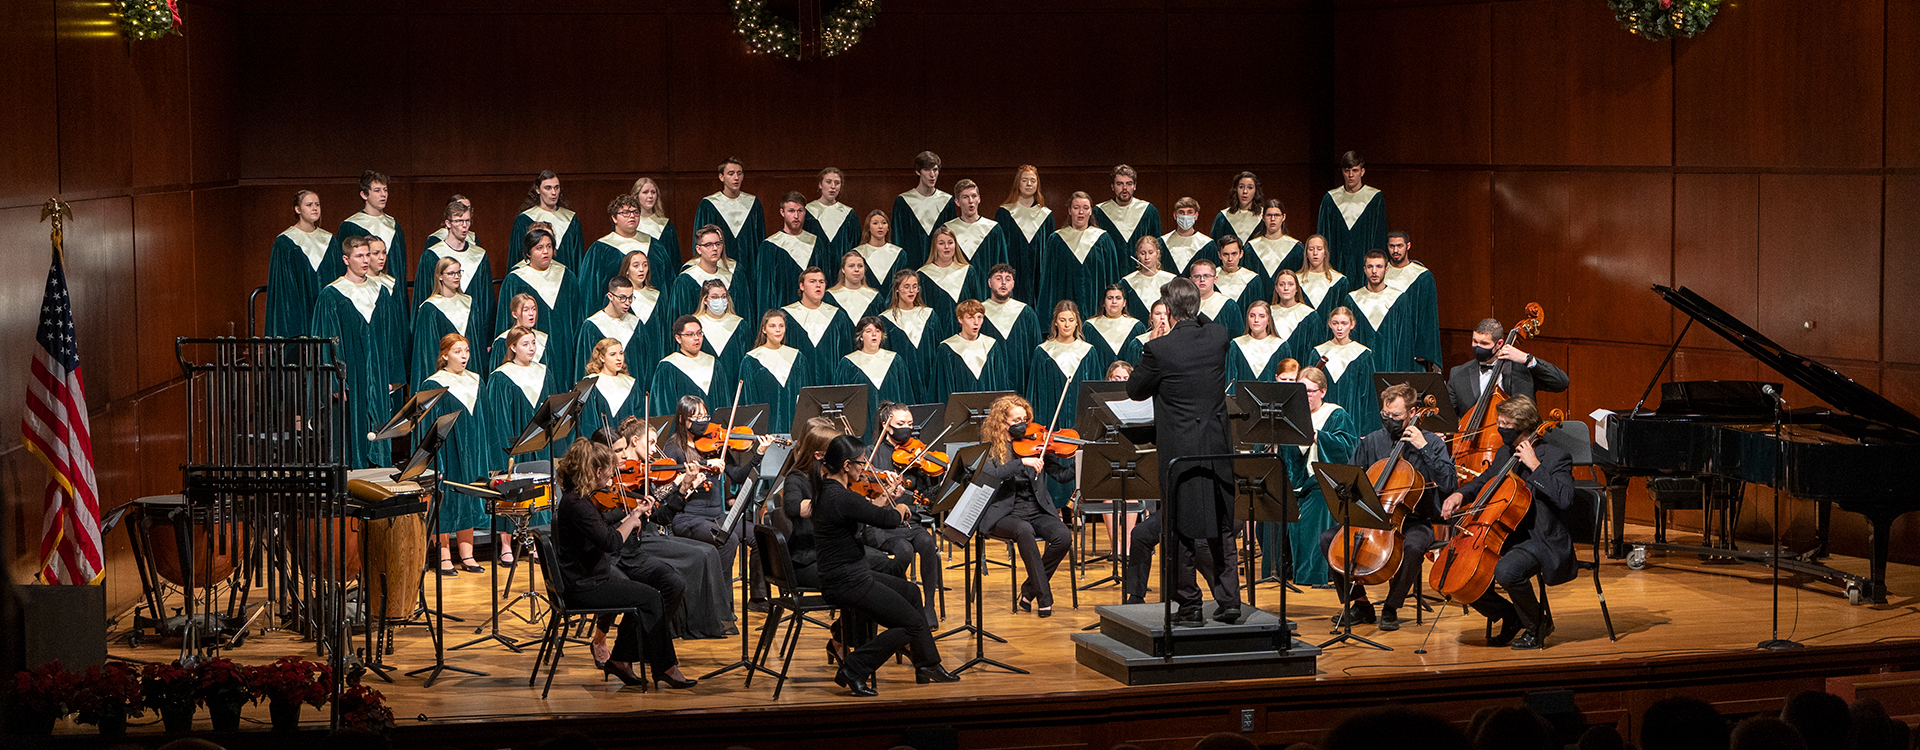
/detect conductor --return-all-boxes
[1125,277,1241,626]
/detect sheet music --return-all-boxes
[940,482,996,542]
[1107,398,1155,424]
[1589,409,1614,451]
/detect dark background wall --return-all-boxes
[3,0,1914,609]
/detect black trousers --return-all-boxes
[675,515,763,595]
[568,574,677,670]
[989,509,1071,608]
[1468,546,1547,629]
[1318,523,1435,615]
[868,525,942,622]
[824,572,939,677]
[615,554,686,626]
[1126,511,1240,612]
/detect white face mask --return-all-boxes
[706,299,728,315]
[1175,215,1197,231]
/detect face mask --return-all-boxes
[689,419,711,436]
[1008,421,1030,440]
[706,299,728,315]
[1473,345,1496,364]
[889,426,914,445]
[1175,215,1197,231]
[1498,426,1523,446]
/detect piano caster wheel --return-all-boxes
[1846,582,1865,606]
[1626,548,1648,571]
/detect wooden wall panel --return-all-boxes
[1566,342,1671,419]
[1889,0,1920,168]
[1885,176,1920,364]
[0,206,53,437]
[54,0,133,195]
[1334,3,1491,165]
[1884,365,1920,418]
[62,197,139,406]
[190,188,249,339]
[127,30,192,189]
[1166,12,1317,167]
[135,381,190,499]
[1672,348,1761,387]
[133,192,195,391]
[1491,0,1672,167]
[1365,168,1492,333]
[1672,0,1884,168]
[1755,174,1880,363]
[1490,171,1671,345]
[188,2,241,183]
[1671,173,1757,352]
[0,0,58,208]
[237,13,409,179]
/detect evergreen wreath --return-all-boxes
[117,0,182,41]
[732,0,878,61]
[1607,0,1720,41]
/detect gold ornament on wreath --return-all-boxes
[732,0,878,61]
[1607,0,1719,40]
[115,0,183,41]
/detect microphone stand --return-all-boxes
[1758,385,1803,650]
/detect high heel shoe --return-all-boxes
[825,639,844,664]
[1036,607,1052,619]
[1018,596,1033,613]
[655,670,697,690]
[914,665,961,684]
[834,665,879,697]
[600,661,645,687]
[458,557,485,573]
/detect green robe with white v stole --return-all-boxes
[580,232,654,300]
[479,361,557,530]
[635,216,683,278]
[804,201,860,266]
[694,313,749,406]
[1226,334,1288,392]
[1246,235,1303,278]
[420,368,491,534]
[1118,268,1176,322]
[1339,279,1437,375]
[779,301,853,388]
[693,191,766,282]
[493,261,587,386]
[1270,301,1324,371]
[267,226,333,337]
[945,215,1010,298]
[934,333,1018,406]
[834,348,914,438]
[577,372,646,440]
[1296,270,1351,320]
[1316,186,1388,281]
[624,287,667,388]
[1083,316,1145,376]
[411,294,492,386]
[311,277,402,469]
[853,243,905,311]
[1025,338,1104,508]
[1314,339,1381,436]
[1093,199,1161,269]
[890,190,955,271]
[324,212,408,295]
[1197,290,1246,339]
[664,264,737,323]
[1215,266,1272,317]
[737,346,806,434]
[488,329,558,393]
[916,262,980,329]
[995,204,1055,306]
[1158,230,1219,276]
[411,239,495,356]
[1385,261,1443,372]
[753,230,824,316]
[880,306,947,405]
[1040,226,1125,322]
[1276,401,1356,586]
[980,297,1042,394]
[648,351,729,418]
[825,284,884,321]
[511,206,586,270]
[572,309,646,385]
[1211,209,1263,248]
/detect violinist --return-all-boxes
[1438,395,1576,650]
[961,395,1074,617]
[657,395,774,573]
[1446,317,1569,419]
[863,402,945,621]
[593,418,737,641]
[776,419,903,662]
[1318,384,1457,631]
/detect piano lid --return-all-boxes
[1653,285,1920,437]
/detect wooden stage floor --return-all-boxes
[100,524,1920,747]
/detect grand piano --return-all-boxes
[1598,285,1920,605]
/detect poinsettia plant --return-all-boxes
[141,661,198,711]
[245,657,333,708]
[195,657,254,707]
[8,660,81,718]
[71,662,144,725]
[334,684,395,733]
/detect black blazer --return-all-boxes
[813,479,905,594]
[1447,356,1570,419]
[555,490,626,593]
[971,452,1074,535]
[1453,441,1577,587]
[1350,427,1456,526]
[1126,317,1235,539]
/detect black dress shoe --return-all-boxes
[1171,609,1206,628]
[834,665,879,697]
[1331,602,1377,627]
[1377,611,1401,631]
[459,557,486,573]
[1017,596,1033,613]
[1212,607,1242,624]
[1488,616,1524,647]
[1510,629,1546,650]
[600,662,646,687]
[914,665,961,684]
[437,565,459,577]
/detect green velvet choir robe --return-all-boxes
[1316,186,1387,281]
[1197,292,1246,339]
[267,225,333,337]
[1119,267,1176,323]
[573,309,644,384]
[944,216,1010,297]
[489,330,556,392]
[779,301,852,388]
[835,349,913,434]
[1296,270,1351,315]
[664,263,736,322]
[1385,261,1443,372]
[1216,266,1272,315]
[1158,230,1218,276]
[624,287,666,387]
[804,201,859,265]
[1041,226,1125,321]
[889,190,955,271]
[995,204,1055,305]
[411,294,490,387]
[480,363,557,541]
[738,346,804,433]
[1245,235,1303,278]
[372,277,411,386]
[1120,331,1151,366]
[916,262,979,327]
[1226,334,1288,392]
[825,284,883,321]
[511,206,586,270]
[1270,302,1324,369]
[881,306,946,404]
[694,312,749,403]
[324,212,407,294]
[1211,209,1263,247]
[411,239,494,355]
[1026,338,1103,508]
[1093,199,1161,266]
[421,369,490,534]
[1281,402,1356,586]
[578,372,645,439]
[635,216,683,276]
[1340,282,1435,375]
[935,334,1017,405]
[854,243,904,310]
[648,352,726,417]
[494,261,585,384]
[1083,316,1145,375]
[693,191,766,275]
[580,232,652,299]
[1314,340,1381,435]
[753,230,823,315]
[981,298,1042,394]
[311,277,401,469]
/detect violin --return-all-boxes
[1011,422,1090,458]
[849,465,932,505]
[891,438,950,477]
[1325,397,1440,585]
[693,423,793,454]
[598,458,707,509]
[1452,303,1544,482]
[1428,408,1565,604]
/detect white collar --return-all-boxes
[663,352,717,394]
[1348,284,1404,331]
[512,261,570,308]
[899,189,952,234]
[588,309,640,345]
[782,301,841,345]
[858,243,902,278]
[748,346,799,386]
[768,230,818,270]
[426,369,482,412]
[920,262,970,300]
[347,212,396,245]
[845,349,896,387]
[329,276,382,322]
[496,362,548,406]
[1038,338,1092,377]
[982,298,1028,340]
[1002,204,1053,241]
[943,334,996,377]
[1055,225,1107,262]
[1088,316,1139,352]
[698,313,742,352]
[704,191,758,236]
[426,294,472,333]
[1097,199,1152,238]
[806,201,853,238]
[1233,335,1284,374]
[282,226,334,271]
[592,372,636,412]
[884,306,934,347]
[1314,340,1369,381]
[944,216,998,261]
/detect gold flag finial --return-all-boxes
[41,198,72,261]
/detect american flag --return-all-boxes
[21,248,102,585]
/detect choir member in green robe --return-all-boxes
[1314,307,1382,436]
[1245,200,1303,277]
[1316,151,1389,280]
[1284,366,1357,588]
[1227,300,1291,391]
[804,167,859,263]
[754,192,824,315]
[1384,231,1443,371]
[692,280,749,403]
[1041,191,1126,320]
[422,334,490,575]
[491,293,558,392]
[367,238,412,413]
[1213,236,1271,314]
[780,267,854,388]
[1339,250,1431,374]
[1296,234,1352,314]
[494,227,587,383]
[1251,360,1303,580]
[945,179,1010,297]
[581,193,655,303]
[650,315,729,417]
[916,226,980,326]
[692,157,766,278]
[412,200,493,358]
[853,210,904,311]
[628,177,684,283]
[1093,165,1162,266]
[479,326,558,563]
[613,250,667,388]
[1159,196,1219,275]
[737,311,806,434]
[935,300,1019,404]
[578,338,646,438]
[1121,300,1171,366]
[1026,302,1105,509]
[1190,259,1246,339]
[1119,235,1176,322]
[1210,171,1265,246]
[980,264,1042,396]
[573,276,647,385]
[880,271,946,405]
[666,225,740,323]
[323,170,407,293]
[826,250,884,321]
[1084,284,1146,375]
[412,257,491,386]
[1270,270,1327,367]
[268,190,333,338]
[889,150,956,271]
[420,194,472,250]
[836,317,915,431]
[311,237,402,469]
[995,165,1054,306]
[510,171,587,270]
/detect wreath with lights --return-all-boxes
[1607,0,1719,41]
[117,0,182,40]
[732,0,878,61]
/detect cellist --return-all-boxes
[1445,317,1568,418]
[1319,383,1457,632]
[1438,395,1577,650]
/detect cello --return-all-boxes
[1428,408,1565,604]
[1453,304,1544,481]
[1325,396,1440,585]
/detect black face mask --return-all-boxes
[688,419,711,436]
[1008,421,1030,440]
[1498,426,1523,446]
[1473,346,1496,364]
[889,426,914,446]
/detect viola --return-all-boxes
[693,423,793,454]
[1452,303,1545,482]
[1011,422,1090,458]
[1325,397,1440,585]
[1428,408,1565,604]
[891,438,950,477]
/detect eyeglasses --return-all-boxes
[697,241,723,249]
[611,293,634,302]
[1191,273,1216,279]
[615,209,640,216]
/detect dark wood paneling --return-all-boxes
[128,29,193,189]
[188,1,241,183]
[1166,12,1316,167]
[0,205,54,435]
[1565,341,1671,418]
[1886,176,1920,364]
[133,192,197,391]
[1890,0,1920,168]
[1334,3,1491,165]
[54,0,133,195]
[1672,0,1884,168]
[1672,173,1757,352]
[1365,168,1492,334]
[1672,347,1761,386]
[135,381,189,498]
[63,197,139,406]
[1490,171,1671,345]
[190,188,248,339]
[1755,174,1880,363]
[0,0,58,208]
[237,13,408,179]
[1491,0,1672,167]
[1885,365,1920,418]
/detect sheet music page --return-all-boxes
[942,482,997,540]
[1589,409,1614,451]
[1107,398,1155,424]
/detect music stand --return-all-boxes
[793,384,869,437]
[369,386,446,441]
[507,377,595,457]
[907,403,945,440]
[1075,382,1132,444]
[1234,381,1314,448]
[711,403,769,433]
[401,412,489,687]
[936,391,1015,446]
[1077,439,1158,594]
[1090,393,1156,447]
[932,445,1027,676]
[1312,462,1394,652]
[1374,373,1458,434]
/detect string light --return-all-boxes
[1608,0,1720,41]
[113,0,181,41]
[733,0,878,61]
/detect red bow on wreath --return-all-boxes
[165,0,181,26]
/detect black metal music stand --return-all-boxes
[1230,380,1314,606]
[352,405,456,684]
[1076,438,1158,592]
[368,387,446,442]
[1373,373,1459,434]
[700,476,785,684]
[793,384,869,438]
[1233,456,1297,610]
[936,390,1015,446]
[934,446,1027,676]
[907,403,946,441]
[1313,462,1394,652]
[1074,382,1132,444]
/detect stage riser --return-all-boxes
[1074,634,1321,685]
[1095,602,1292,657]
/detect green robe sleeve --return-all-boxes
[267,237,321,338]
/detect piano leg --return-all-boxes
[1861,511,1895,605]
[1606,475,1632,559]
[1812,501,1832,561]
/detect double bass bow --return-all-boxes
[1452,304,1544,481]
[1324,396,1440,585]
[1427,408,1565,604]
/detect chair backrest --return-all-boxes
[1561,487,1605,548]
[530,530,566,602]
[1542,420,1594,467]
[753,524,798,596]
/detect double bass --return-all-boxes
[1428,408,1565,603]
[1453,304,1544,481]
[1325,396,1440,585]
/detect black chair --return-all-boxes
[747,524,839,699]
[526,531,646,698]
[1541,421,1620,643]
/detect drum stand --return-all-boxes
[498,520,551,631]
[408,486,488,686]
